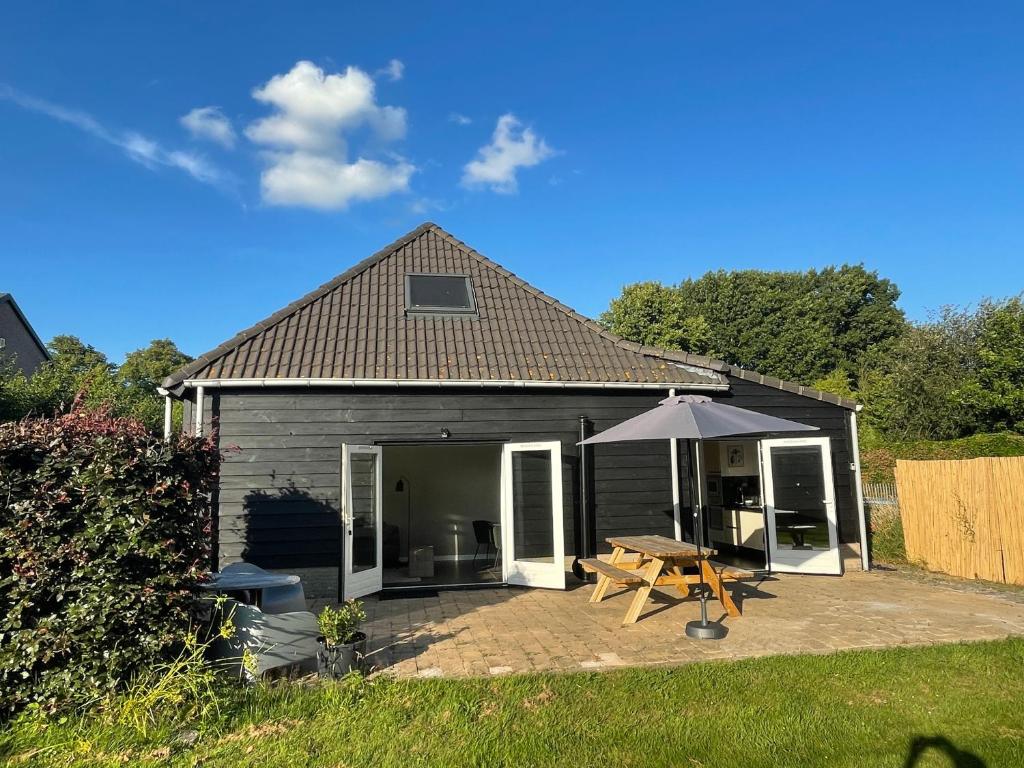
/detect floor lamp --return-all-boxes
[394,476,412,565]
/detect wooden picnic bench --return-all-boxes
[579,534,754,625]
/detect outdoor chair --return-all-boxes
[217,561,309,614]
[220,561,267,575]
[260,581,308,614]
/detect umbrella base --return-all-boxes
[685,620,728,640]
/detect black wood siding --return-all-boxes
[208,380,859,571]
[212,388,683,569]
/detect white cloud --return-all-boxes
[246,61,413,210]
[377,59,404,82]
[261,153,414,210]
[0,85,227,187]
[448,112,472,125]
[461,113,555,194]
[246,61,405,149]
[180,106,236,149]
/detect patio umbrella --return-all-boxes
[579,394,819,640]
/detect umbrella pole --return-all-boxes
[686,439,727,640]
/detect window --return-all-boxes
[405,274,476,315]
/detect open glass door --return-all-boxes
[341,444,383,599]
[501,442,565,589]
[760,437,841,575]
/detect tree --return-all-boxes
[0,337,192,434]
[118,339,193,431]
[119,338,192,394]
[46,335,112,375]
[601,265,905,385]
[857,306,982,440]
[599,282,715,354]
[960,297,1024,432]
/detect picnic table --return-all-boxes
[579,535,752,625]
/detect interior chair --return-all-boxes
[471,520,501,570]
[472,520,495,566]
[208,599,320,680]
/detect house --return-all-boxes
[161,223,868,601]
[0,293,49,376]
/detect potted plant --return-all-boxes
[317,600,368,678]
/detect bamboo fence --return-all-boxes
[895,456,1024,585]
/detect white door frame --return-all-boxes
[501,441,566,589]
[760,436,841,575]
[341,444,383,599]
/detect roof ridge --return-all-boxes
[426,224,856,407]
[425,224,729,373]
[162,222,436,390]
[162,222,859,409]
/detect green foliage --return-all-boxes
[601,265,905,384]
[857,298,1024,440]
[599,281,716,354]
[2,639,1022,767]
[317,600,367,646]
[859,431,1024,484]
[0,336,191,434]
[811,368,857,402]
[959,297,1024,432]
[0,408,220,716]
[868,507,906,564]
[857,307,981,440]
[99,616,226,738]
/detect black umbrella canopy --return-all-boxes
[578,394,818,444]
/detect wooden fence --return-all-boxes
[895,456,1024,585]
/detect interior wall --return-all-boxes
[382,444,502,560]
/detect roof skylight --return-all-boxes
[405,274,476,315]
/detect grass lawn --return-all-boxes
[3,639,1023,768]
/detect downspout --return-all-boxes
[194,385,206,438]
[849,408,870,571]
[668,388,682,540]
[575,416,595,582]
[163,396,172,440]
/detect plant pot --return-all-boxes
[317,631,367,678]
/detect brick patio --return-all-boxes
[315,570,1024,678]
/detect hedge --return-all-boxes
[0,409,220,715]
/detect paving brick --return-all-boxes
[333,571,1024,679]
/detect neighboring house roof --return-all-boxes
[162,223,857,410]
[0,292,50,363]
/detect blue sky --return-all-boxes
[2,2,1022,362]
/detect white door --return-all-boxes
[501,442,566,589]
[341,444,383,599]
[760,437,842,575]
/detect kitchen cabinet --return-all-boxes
[710,507,766,552]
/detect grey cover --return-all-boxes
[210,600,320,679]
[579,394,819,444]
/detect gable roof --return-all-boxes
[0,293,49,362]
[162,223,857,410]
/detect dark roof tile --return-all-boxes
[162,224,857,409]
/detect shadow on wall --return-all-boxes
[241,481,341,569]
[903,736,985,767]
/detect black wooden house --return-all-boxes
[162,224,869,600]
